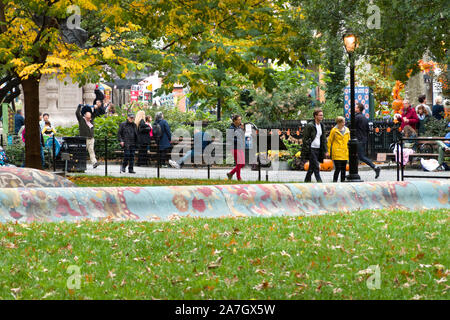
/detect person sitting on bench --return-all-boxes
[437,123,450,166]
[169,129,211,169]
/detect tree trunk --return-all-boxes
[22,76,42,170]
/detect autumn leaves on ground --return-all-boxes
[0,210,448,300]
[67,175,276,187]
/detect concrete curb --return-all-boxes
[0,181,448,223]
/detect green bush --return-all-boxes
[3,144,51,168]
[93,115,127,159]
[316,99,344,120]
[3,144,24,166]
[424,117,449,137]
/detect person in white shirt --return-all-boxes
[300,108,328,183]
[415,94,432,116]
[39,113,49,131]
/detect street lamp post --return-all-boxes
[343,32,362,182]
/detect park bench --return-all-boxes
[113,139,227,167]
[377,137,445,167]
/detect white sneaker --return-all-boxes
[169,159,180,169]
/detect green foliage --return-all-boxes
[3,144,50,168]
[55,125,78,138]
[3,144,24,167]
[204,120,230,137]
[357,62,396,112]
[282,139,302,157]
[92,116,127,159]
[246,66,320,127]
[323,38,346,106]
[317,100,344,120]
[424,118,449,137]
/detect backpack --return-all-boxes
[152,121,162,140]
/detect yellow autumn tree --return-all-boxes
[0,0,303,169]
[0,0,143,169]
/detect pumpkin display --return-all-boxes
[320,159,334,171]
[303,159,334,171]
[392,99,403,113]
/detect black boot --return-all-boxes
[375,167,381,179]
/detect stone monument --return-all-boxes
[19,74,91,128]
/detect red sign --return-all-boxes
[130,90,139,102]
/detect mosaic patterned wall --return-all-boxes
[0,181,448,223]
[0,167,75,188]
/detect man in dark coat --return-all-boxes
[301,108,328,183]
[76,104,99,168]
[355,103,380,179]
[93,85,105,105]
[136,115,152,166]
[14,109,24,134]
[154,111,172,165]
[118,113,138,173]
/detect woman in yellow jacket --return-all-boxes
[327,116,350,182]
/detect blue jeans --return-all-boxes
[177,150,193,167]
[122,147,135,171]
[40,145,45,168]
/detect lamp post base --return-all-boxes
[346,138,363,183]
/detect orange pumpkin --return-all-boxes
[320,159,334,171]
[346,163,349,171]
[392,99,403,113]
[303,159,334,171]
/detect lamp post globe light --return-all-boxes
[343,32,362,182]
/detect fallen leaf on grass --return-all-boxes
[207,257,223,269]
[225,238,237,247]
[253,281,271,291]
[4,242,17,249]
[255,269,267,275]
[295,283,308,289]
[435,278,447,284]
[107,270,116,279]
[357,268,375,275]
[42,291,55,299]
[224,275,239,287]
[333,288,343,294]
[411,252,425,262]
[280,250,291,258]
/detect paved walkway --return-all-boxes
[75,163,449,183]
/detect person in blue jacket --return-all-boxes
[14,109,24,134]
[154,111,172,165]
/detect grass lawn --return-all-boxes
[0,209,448,300]
[67,175,278,187]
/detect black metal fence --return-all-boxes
[259,119,402,156]
[0,119,415,181]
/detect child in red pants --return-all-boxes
[227,115,245,181]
